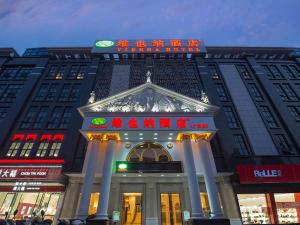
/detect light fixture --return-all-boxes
[124,133,128,136]
[122,174,127,177]
[139,137,143,140]
[154,137,158,140]
[177,174,181,177]
[139,133,143,136]
[118,163,128,170]
[138,174,142,177]
[168,137,172,140]
[160,174,164,177]
[169,133,173,136]
[154,133,158,136]
[125,137,129,140]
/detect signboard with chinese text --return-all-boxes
[0,167,62,181]
[237,165,300,184]
[92,39,206,54]
[82,116,215,132]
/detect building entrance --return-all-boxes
[160,193,183,225]
[122,193,143,225]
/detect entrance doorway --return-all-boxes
[160,193,183,225]
[122,193,143,225]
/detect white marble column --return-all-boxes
[76,141,100,219]
[145,181,159,225]
[197,139,224,218]
[94,140,116,220]
[182,139,204,219]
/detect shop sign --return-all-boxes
[84,116,213,131]
[0,167,61,181]
[92,39,206,54]
[276,202,300,208]
[237,165,300,184]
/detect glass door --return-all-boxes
[160,193,183,225]
[122,193,143,225]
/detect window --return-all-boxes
[260,106,278,128]
[223,106,239,128]
[15,67,32,79]
[58,84,80,102]
[208,64,220,79]
[0,67,32,80]
[288,106,300,123]
[34,84,59,102]
[289,65,300,79]
[281,65,295,79]
[233,135,249,155]
[215,84,228,101]
[19,141,34,157]
[6,141,22,157]
[236,65,252,79]
[48,141,62,157]
[262,65,274,79]
[274,83,298,101]
[47,65,65,79]
[248,83,264,101]
[273,134,293,155]
[274,193,300,224]
[0,84,23,102]
[68,65,86,79]
[47,107,72,129]
[262,65,284,79]
[1,67,18,79]
[0,107,8,121]
[20,106,48,129]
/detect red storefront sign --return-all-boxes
[237,165,300,184]
[0,167,62,181]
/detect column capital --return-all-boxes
[177,133,211,141]
[86,133,120,141]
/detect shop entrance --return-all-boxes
[122,193,143,225]
[160,193,183,225]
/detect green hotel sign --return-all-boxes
[91,118,106,126]
[95,40,115,48]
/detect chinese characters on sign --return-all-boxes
[88,117,209,130]
[93,39,206,54]
[0,167,61,180]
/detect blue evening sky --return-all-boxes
[0,0,299,54]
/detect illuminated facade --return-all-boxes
[0,41,300,225]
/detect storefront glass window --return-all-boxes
[200,193,210,216]
[238,194,271,224]
[274,193,300,224]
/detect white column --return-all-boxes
[197,139,224,218]
[182,139,204,219]
[94,140,116,220]
[76,141,99,219]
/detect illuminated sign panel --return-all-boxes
[83,116,214,131]
[0,167,62,181]
[92,39,206,54]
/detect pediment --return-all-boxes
[78,82,219,116]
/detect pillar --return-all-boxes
[60,180,81,218]
[94,140,116,220]
[182,139,204,219]
[145,181,159,225]
[76,141,100,219]
[197,139,224,218]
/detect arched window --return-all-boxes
[127,142,172,162]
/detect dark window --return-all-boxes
[260,106,278,128]
[281,65,295,79]
[248,83,264,101]
[262,65,274,79]
[236,65,252,79]
[0,84,23,102]
[47,65,58,79]
[67,65,86,79]
[289,65,300,79]
[208,64,220,80]
[34,84,59,102]
[223,106,239,128]
[233,135,249,155]
[288,106,300,123]
[58,84,80,102]
[274,83,298,101]
[270,65,284,79]
[20,106,48,129]
[0,107,8,121]
[47,107,72,129]
[215,84,228,101]
[273,134,293,155]
[1,67,18,79]
[15,67,32,79]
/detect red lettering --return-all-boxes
[170,40,182,47]
[188,40,200,48]
[160,118,171,128]
[176,118,187,129]
[152,40,164,47]
[136,40,147,48]
[128,118,139,128]
[112,118,122,128]
[144,118,155,128]
[117,40,129,47]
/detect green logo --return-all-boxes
[118,163,128,170]
[95,40,115,48]
[91,118,106,126]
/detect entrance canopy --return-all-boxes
[78,73,219,141]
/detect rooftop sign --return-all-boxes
[92,39,206,54]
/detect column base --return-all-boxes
[86,219,109,225]
[145,217,159,225]
[190,218,230,225]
